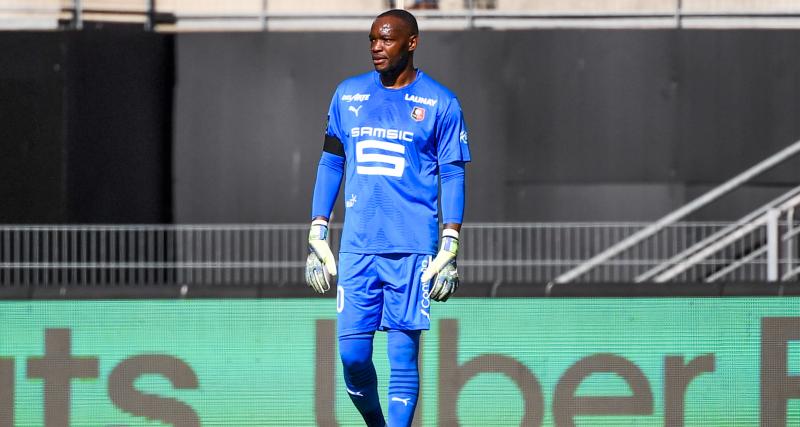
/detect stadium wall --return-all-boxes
[0,31,173,223]
[0,34,67,223]
[63,30,174,223]
[2,30,798,224]
[175,30,800,223]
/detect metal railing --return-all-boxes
[555,140,800,284]
[644,192,800,283]
[6,0,800,30]
[0,222,797,287]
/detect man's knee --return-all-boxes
[339,332,375,371]
[341,351,373,371]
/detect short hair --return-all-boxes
[376,9,419,35]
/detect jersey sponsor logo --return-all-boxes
[341,93,370,102]
[351,127,413,142]
[411,106,425,122]
[355,140,406,177]
[348,105,363,117]
[404,93,437,106]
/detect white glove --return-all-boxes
[306,219,337,293]
[421,229,460,302]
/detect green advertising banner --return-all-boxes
[0,298,798,426]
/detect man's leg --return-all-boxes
[387,329,421,427]
[337,253,385,426]
[339,331,385,427]
[376,253,429,426]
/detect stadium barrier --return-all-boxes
[7,0,800,30]
[0,222,797,288]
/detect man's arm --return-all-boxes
[422,161,466,301]
[441,160,465,230]
[444,223,461,233]
[306,135,345,293]
[311,131,346,220]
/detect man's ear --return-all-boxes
[408,34,418,52]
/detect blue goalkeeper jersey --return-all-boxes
[326,70,471,255]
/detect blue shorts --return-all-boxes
[336,252,432,337]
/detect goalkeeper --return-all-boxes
[305,8,470,427]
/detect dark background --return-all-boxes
[0,31,173,223]
[2,29,798,224]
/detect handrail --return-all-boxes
[652,192,800,282]
[635,184,800,281]
[553,139,800,284]
[704,245,767,282]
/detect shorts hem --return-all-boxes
[379,323,430,332]
[337,325,379,338]
[338,324,430,338]
[340,249,436,256]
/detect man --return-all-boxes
[305,9,470,427]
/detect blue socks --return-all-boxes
[387,330,421,427]
[339,330,421,427]
[340,332,385,427]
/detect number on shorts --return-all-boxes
[336,286,345,313]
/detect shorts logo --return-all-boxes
[411,106,425,122]
[346,194,357,208]
[460,130,468,144]
[420,256,431,313]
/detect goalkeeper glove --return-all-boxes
[306,219,337,293]
[421,228,460,302]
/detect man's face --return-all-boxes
[369,16,416,73]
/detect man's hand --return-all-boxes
[306,219,337,293]
[421,229,460,301]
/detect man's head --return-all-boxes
[369,10,418,75]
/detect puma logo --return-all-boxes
[346,388,364,397]
[392,396,411,406]
[348,105,363,117]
